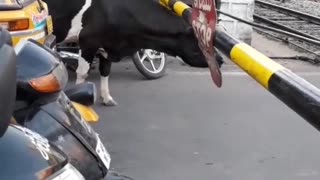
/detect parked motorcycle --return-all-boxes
[0,27,113,179]
[0,27,86,180]
[56,43,168,80]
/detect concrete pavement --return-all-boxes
[71,56,320,180]
[64,31,320,180]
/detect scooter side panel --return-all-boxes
[43,92,110,172]
[23,106,105,180]
[0,125,67,180]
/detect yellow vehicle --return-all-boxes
[0,0,53,46]
[0,0,98,123]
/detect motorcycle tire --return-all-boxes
[132,49,168,80]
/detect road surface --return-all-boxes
[66,55,320,180]
[66,32,320,180]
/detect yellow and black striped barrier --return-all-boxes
[159,0,320,131]
[159,0,192,23]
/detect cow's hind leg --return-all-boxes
[75,48,96,84]
[97,49,117,106]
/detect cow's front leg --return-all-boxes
[75,48,95,84]
[98,50,117,106]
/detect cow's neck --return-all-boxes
[44,0,91,43]
[63,0,92,43]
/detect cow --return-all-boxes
[43,0,224,106]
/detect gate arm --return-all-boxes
[159,0,320,132]
[159,0,193,25]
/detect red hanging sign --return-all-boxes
[191,0,222,87]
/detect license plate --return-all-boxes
[95,134,111,169]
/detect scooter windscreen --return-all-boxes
[0,28,16,137]
[15,39,68,97]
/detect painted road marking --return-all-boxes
[167,71,320,76]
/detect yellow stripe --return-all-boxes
[173,2,190,17]
[230,43,286,89]
[159,0,173,10]
[159,0,170,7]
[162,0,170,5]
[159,1,171,10]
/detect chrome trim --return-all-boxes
[58,51,80,60]
[14,39,28,54]
[9,26,45,36]
[48,163,85,180]
[0,4,22,10]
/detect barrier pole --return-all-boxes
[159,0,320,132]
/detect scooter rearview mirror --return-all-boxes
[0,28,17,137]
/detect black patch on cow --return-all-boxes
[45,0,212,68]
[43,0,86,42]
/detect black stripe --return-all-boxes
[182,8,192,23]
[215,29,238,57]
[269,69,320,131]
[168,0,176,9]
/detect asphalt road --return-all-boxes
[70,57,320,180]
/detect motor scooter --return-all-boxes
[11,34,112,179]
[0,27,86,180]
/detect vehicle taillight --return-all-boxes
[1,19,29,31]
[9,19,29,31]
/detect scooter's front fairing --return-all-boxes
[20,91,110,179]
[16,39,60,80]
[0,124,67,180]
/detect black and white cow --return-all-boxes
[43,0,223,106]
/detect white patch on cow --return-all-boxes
[76,50,90,84]
[97,48,108,59]
[101,76,117,106]
[64,0,92,42]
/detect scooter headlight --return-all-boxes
[47,163,85,180]
[15,39,68,94]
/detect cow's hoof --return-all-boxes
[101,97,118,106]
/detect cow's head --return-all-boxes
[124,0,212,68]
[129,0,223,68]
